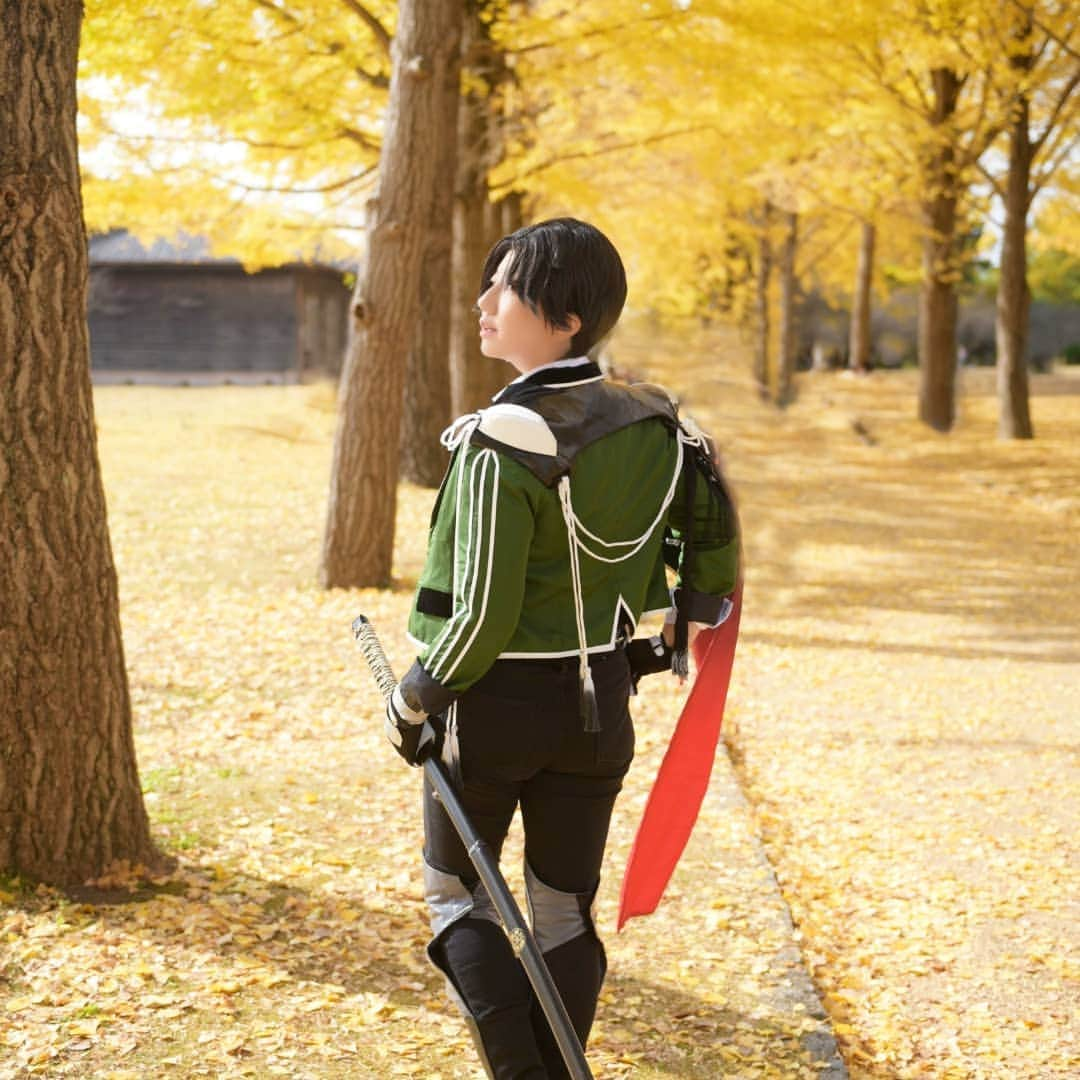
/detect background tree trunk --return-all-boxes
[399,227,454,488]
[321,0,464,587]
[450,8,510,416]
[995,28,1035,440]
[499,188,524,236]
[752,201,773,400]
[398,20,461,488]
[479,190,516,392]
[917,67,961,433]
[450,183,494,415]
[0,0,156,885]
[849,220,875,373]
[776,209,798,406]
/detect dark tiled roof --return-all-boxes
[88,229,354,272]
[88,229,241,265]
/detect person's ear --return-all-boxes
[565,313,582,337]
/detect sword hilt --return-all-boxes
[351,615,397,700]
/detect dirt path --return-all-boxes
[3,342,1077,1079]
[649,337,1079,1079]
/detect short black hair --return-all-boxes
[479,217,627,358]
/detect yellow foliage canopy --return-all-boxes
[78,1,1078,310]
[79,0,395,268]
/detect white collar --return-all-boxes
[506,355,592,387]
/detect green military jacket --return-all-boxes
[398,360,739,717]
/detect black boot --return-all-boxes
[528,931,606,1080]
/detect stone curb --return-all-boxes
[712,739,849,1078]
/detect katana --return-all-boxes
[351,614,594,1080]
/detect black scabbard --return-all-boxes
[351,615,593,1080]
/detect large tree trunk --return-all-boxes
[0,0,157,885]
[479,190,517,391]
[398,22,461,488]
[995,26,1035,440]
[917,67,961,432]
[752,201,773,400]
[321,0,464,587]
[399,230,454,488]
[500,188,524,236]
[449,10,507,415]
[450,183,494,415]
[849,220,875,374]
[776,210,798,406]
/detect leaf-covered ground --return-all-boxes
[641,331,1080,1080]
[3,329,1078,1078]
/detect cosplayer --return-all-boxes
[385,217,739,1078]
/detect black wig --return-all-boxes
[479,217,628,358]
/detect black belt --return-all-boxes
[492,644,626,673]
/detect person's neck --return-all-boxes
[510,354,590,377]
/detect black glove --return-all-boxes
[385,686,441,766]
[626,634,674,691]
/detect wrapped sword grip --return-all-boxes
[351,614,397,700]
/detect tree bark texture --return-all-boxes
[398,18,461,488]
[0,0,156,884]
[995,24,1035,440]
[321,0,464,586]
[776,210,798,406]
[479,189,518,389]
[449,9,508,416]
[450,185,491,415]
[849,220,875,373]
[752,201,772,401]
[499,188,524,237]
[917,67,961,433]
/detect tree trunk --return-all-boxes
[0,0,157,885]
[321,0,464,587]
[995,28,1035,440]
[500,188,524,236]
[398,20,461,488]
[450,186,494,414]
[478,190,517,394]
[483,191,502,245]
[399,238,454,488]
[449,10,508,416]
[752,201,773,400]
[776,210,798,406]
[917,67,961,432]
[849,220,875,373]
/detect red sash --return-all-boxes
[617,579,743,929]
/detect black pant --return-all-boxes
[424,649,634,1079]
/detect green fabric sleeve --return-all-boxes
[667,449,740,603]
[417,445,536,694]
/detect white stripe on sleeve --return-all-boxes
[426,449,499,681]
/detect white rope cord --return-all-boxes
[553,420,706,667]
[439,415,706,680]
[564,422,704,565]
[557,475,593,690]
[566,436,685,563]
[439,412,480,451]
[677,414,710,450]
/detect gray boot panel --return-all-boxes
[423,858,501,1078]
[423,856,501,939]
[524,861,598,955]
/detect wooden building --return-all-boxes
[88,230,351,383]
